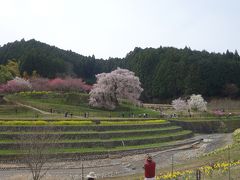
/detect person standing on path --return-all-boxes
[144,154,156,180]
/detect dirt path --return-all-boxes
[3,97,51,115]
[0,133,233,180]
[3,97,86,118]
[15,102,51,115]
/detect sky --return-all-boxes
[0,0,240,59]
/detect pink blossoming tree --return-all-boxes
[0,77,31,93]
[30,77,92,92]
[1,77,92,93]
[29,77,50,91]
[171,98,187,112]
[89,68,143,110]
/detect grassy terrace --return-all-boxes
[1,92,240,179]
[0,140,190,155]
[0,130,192,143]
[0,119,166,126]
[0,135,194,156]
[0,119,193,157]
[172,116,240,121]
[0,117,161,121]
[0,104,49,118]
[0,92,195,158]
[170,116,240,133]
[0,126,181,134]
[0,126,184,144]
[5,93,160,118]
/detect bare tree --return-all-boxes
[18,129,61,180]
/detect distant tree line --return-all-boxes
[124,47,240,102]
[0,39,239,102]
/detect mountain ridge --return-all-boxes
[0,39,239,102]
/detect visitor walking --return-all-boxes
[86,172,97,180]
[144,154,156,180]
[64,112,68,117]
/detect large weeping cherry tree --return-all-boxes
[89,68,143,110]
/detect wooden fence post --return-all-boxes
[196,169,201,180]
[82,163,84,180]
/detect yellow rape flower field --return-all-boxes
[154,160,240,180]
[153,128,240,180]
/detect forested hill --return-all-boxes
[124,47,240,102]
[0,39,240,102]
[0,39,124,82]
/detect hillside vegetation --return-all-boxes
[5,92,159,118]
[0,39,240,102]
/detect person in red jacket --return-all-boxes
[144,154,156,180]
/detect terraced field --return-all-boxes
[0,119,193,159]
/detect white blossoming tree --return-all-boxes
[187,94,207,112]
[171,98,187,112]
[89,68,143,110]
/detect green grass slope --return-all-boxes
[5,92,160,118]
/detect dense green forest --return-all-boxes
[0,39,124,82]
[0,39,240,102]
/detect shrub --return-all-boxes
[51,121,92,126]
[0,121,48,126]
[101,120,165,125]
